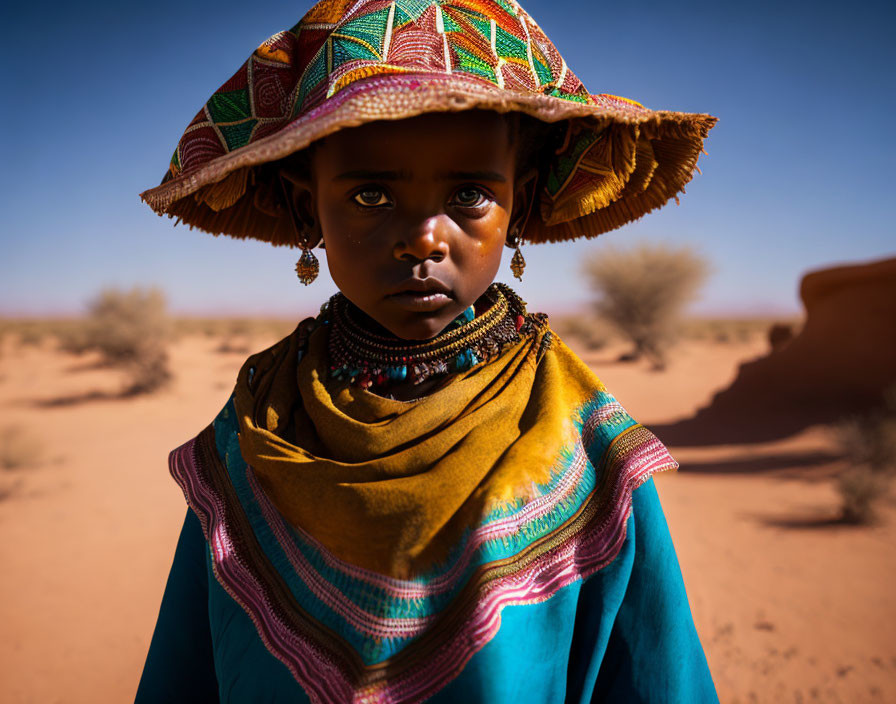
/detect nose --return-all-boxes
[393,215,449,263]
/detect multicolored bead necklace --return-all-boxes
[320,283,546,392]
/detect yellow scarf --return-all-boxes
[234,316,605,580]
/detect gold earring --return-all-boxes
[294,245,319,285]
[279,172,319,285]
[507,229,526,280]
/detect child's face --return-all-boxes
[297,111,532,340]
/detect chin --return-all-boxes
[387,319,447,341]
[374,308,458,340]
[369,302,466,341]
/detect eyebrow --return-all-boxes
[334,169,507,183]
[335,169,412,181]
[439,170,507,183]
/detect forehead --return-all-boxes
[313,110,514,175]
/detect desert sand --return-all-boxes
[1,327,894,704]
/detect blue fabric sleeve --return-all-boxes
[575,477,719,703]
[135,509,220,704]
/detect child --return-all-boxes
[136,1,718,702]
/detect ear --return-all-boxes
[508,167,538,244]
[279,168,323,249]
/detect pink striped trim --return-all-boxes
[581,400,628,447]
[170,438,354,704]
[247,466,437,640]
[169,419,676,704]
[248,438,590,605]
[356,447,661,704]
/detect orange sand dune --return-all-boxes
[0,331,894,704]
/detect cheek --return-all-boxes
[473,236,505,270]
[467,217,508,262]
[317,201,372,266]
[318,218,362,286]
[319,204,351,246]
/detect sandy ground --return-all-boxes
[0,332,893,703]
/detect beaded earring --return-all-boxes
[506,228,526,280]
[279,172,319,285]
[294,247,320,285]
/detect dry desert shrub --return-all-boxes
[172,317,228,339]
[837,468,889,525]
[0,426,43,470]
[17,325,47,347]
[767,322,795,350]
[80,287,173,394]
[835,387,896,523]
[0,319,85,354]
[172,317,297,342]
[216,319,253,354]
[583,243,709,369]
[56,321,93,355]
[259,318,301,339]
[678,317,801,344]
[200,320,223,337]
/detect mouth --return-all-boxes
[386,278,454,312]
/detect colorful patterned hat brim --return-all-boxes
[140,0,717,246]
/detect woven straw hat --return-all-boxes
[140,0,716,246]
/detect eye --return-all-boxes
[352,188,391,208]
[453,186,490,209]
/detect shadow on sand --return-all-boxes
[650,404,857,447]
[754,513,856,529]
[26,388,148,408]
[62,359,114,374]
[676,450,842,475]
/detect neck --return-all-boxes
[342,299,478,342]
[321,284,536,394]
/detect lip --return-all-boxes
[385,278,454,312]
[385,277,453,297]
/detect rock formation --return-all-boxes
[654,256,896,444]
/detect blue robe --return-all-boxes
[136,476,718,703]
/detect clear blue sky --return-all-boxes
[2,0,893,318]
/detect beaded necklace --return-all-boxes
[320,283,546,391]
